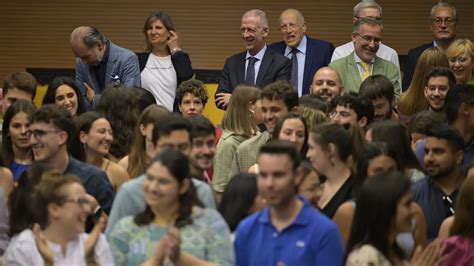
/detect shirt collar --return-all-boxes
[246,45,267,61]
[258,196,312,226]
[284,35,307,57]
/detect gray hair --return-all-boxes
[353,0,383,17]
[70,26,107,49]
[243,9,269,29]
[353,17,383,32]
[430,2,458,21]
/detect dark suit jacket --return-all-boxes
[402,42,433,90]
[269,36,334,95]
[216,48,291,98]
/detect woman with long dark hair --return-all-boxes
[42,76,87,117]
[109,150,234,265]
[346,172,443,265]
[1,100,36,182]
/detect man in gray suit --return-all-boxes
[70,26,140,109]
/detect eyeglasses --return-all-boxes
[280,23,299,32]
[354,32,382,44]
[442,195,455,217]
[26,129,60,139]
[431,17,455,26]
[63,197,91,207]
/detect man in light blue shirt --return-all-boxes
[235,141,344,266]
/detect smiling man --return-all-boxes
[29,104,115,231]
[310,67,343,102]
[215,9,291,109]
[269,9,334,96]
[330,18,400,97]
[188,115,216,183]
[423,67,456,122]
[70,26,141,109]
[413,124,464,241]
[234,141,344,266]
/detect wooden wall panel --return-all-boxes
[0,0,472,81]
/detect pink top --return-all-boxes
[441,235,474,266]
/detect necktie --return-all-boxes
[290,48,298,90]
[361,61,371,80]
[245,57,258,85]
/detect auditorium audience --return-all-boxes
[218,173,266,235]
[359,74,397,122]
[447,38,474,85]
[310,67,343,102]
[330,18,400,96]
[5,171,113,265]
[42,76,87,118]
[177,79,208,118]
[398,47,449,122]
[230,81,298,176]
[235,141,344,266]
[95,84,140,162]
[306,122,365,218]
[109,150,234,265]
[212,85,261,193]
[413,124,465,242]
[118,105,169,178]
[70,26,140,109]
[346,172,443,265]
[333,142,427,255]
[331,0,401,76]
[403,2,458,90]
[215,9,291,109]
[269,9,334,96]
[72,111,130,191]
[106,114,216,237]
[1,100,36,182]
[138,11,194,112]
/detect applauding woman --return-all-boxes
[109,149,234,265]
[5,172,113,265]
[138,11,194,112]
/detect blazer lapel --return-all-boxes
[237,52,246,84]
[256,49,272,85]
[348,54,362,88]
[105,42,117,83]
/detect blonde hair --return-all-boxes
[298,106,329,131]
[447,39,474,60]
[221,85,261,139]
[398,47,448,116]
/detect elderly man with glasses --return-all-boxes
[329,18,401,97]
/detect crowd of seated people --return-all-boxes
[0,1,473,265]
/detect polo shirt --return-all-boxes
[234,197,344,266]
[412,176,460,242]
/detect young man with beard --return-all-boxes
[188,115,216,183]
[423,67,456,123]
[105,114,215,236]
[310,67,343,102]
[359,74,397,122]
[412,124,465,241]
[229,80,298,175]
[331,93,374,130]
[234,141,344,266]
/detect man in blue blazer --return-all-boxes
[402,3,457,90]
[269,9,334,97]
[215,9,291,109]
[71,26,141,109]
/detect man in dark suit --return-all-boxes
[403,3,457,90]
[71,26,141,109]
[215,9,291,109]
[269,9,334,96]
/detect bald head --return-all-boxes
[70,26,107,66]
[279,9,307,48]
[311,67,343,101]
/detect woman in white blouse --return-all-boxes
[4,172,113,265]
[138,11,194,112]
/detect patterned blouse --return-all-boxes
[109,207,235,266]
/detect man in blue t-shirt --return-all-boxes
[234,141,344,266]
